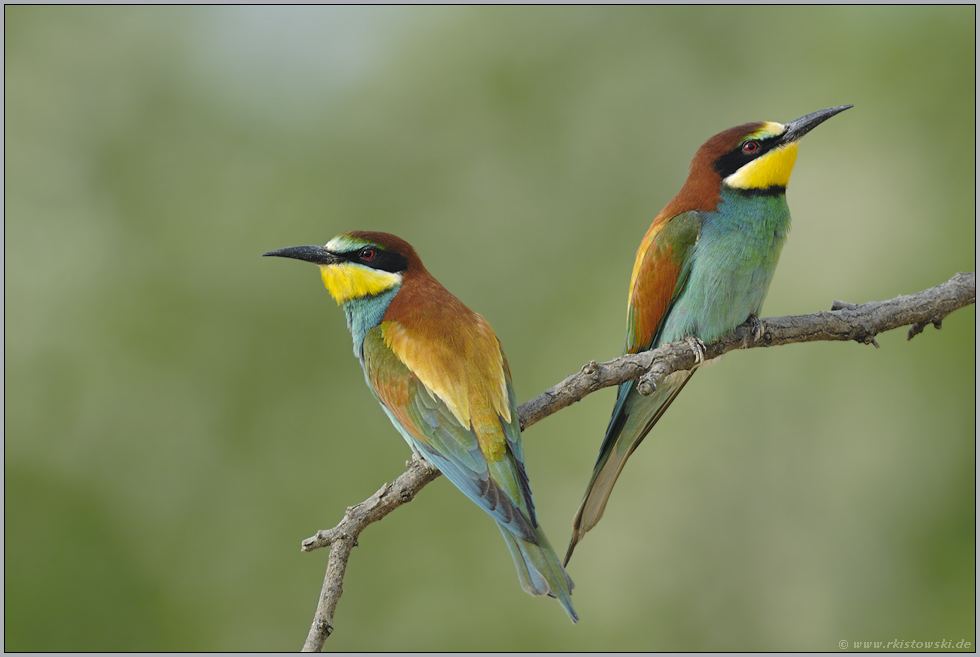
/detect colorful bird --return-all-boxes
[264,231,577,622]
[566,106,852,564]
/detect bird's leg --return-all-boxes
[686,336,706,366]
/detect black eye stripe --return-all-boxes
[713,135,783,179]
[340,247,408,274]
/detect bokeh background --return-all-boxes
[5,6,975,651]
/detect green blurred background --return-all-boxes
[4,6,975,651]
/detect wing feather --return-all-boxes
[363,324,536,541]
[626,210,702,353]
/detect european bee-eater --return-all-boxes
[566,105,852,564]
[264,231,577,622]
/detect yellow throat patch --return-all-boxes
[319,263,402,304]
[724,122,799,190]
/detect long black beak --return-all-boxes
[262,245,343,266]
[782,104,853,143]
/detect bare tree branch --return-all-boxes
[300,457,440,652]
[519,271,976,429]
[299,271,975,652]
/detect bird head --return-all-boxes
[263,231,419,305]
[665,105,852,214]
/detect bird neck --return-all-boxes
[713,186,792,238]
[342,287,400,360]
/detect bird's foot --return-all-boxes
[746,313,766,342]
[686,336,706,366]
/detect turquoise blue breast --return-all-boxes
[660,187,792,344]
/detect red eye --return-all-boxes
[360,248,376,260]
[742,140,760,154]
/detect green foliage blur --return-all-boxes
[5,6,975,651]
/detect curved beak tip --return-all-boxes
[263,247,300,259]
[784,104,853,142]
[263,245,342,266]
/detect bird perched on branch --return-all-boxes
[264,231,577,622]
[566,105,853,564]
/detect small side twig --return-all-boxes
[300,457,440,652]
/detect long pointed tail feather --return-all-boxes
[499,524,578,623]
[566,370,694,565]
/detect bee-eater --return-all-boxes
[264,231,577,622]
[566,105,852,564]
